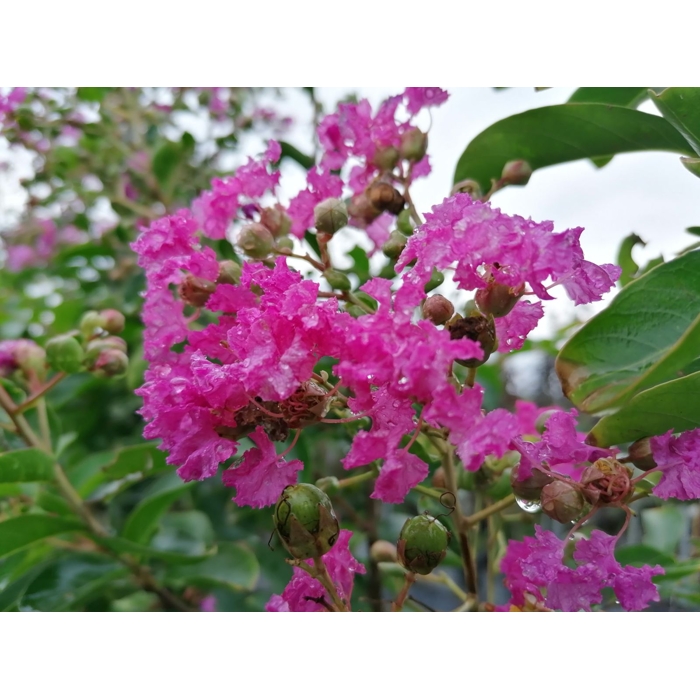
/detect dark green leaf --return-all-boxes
[589,371,700,446]
[650,87,700,155]
[101,442,167,480]
[686,227,700,237]
[152,141,182,189]
[93,533,216,564]
[614,544,675,568]
[568,87,649,108]
[453,104,694,191]
[681,156,700,179]
[76,88,112,102]
[344,245,371,284]
[0,448,55,483]
[278,141,314,170]
[0,515,84,558]
[616,233,645,287]
[556,250,700,414]
[0,561,52,612]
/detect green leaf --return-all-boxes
[121,472,193,544]
[344,245,371,284]
[650,87,700,155]
[76,87,112,102]
[152,141,183,189]
[687,227,700,237]
[93,534,216,564]
[616,233,645,287]
[568,87,649,108]
[614,544,675,568]
[556,250,700,414]
[453,104,694,191]
[101,442,167,480]
[21,553,125,611]
[278,141,314,170]
[0,515,85,558]
[166,542,260,592]
[0,562,52,612]
[681,156,700,179]
[0,448,55,483]
[641,505,687,554]
[588,371,700,446]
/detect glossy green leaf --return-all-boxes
[453,104,694,191]
[556,250,700,414]
[0,515,85,558]
[568,87,649,108]
[101,442,167,480]
[344,245,371,284]
[0,562,52,612]
[166,542,260,592]
[681,156,700,179]
[642,505,687,554]
[588,372,700,446]
[76,87,112,102]
[0,448,55,483]
[278,141,314,170]
[616,233,645,287]
[650,87,700,155]
[614,544,675,568]
[121,472,193,544]
[93,533,216,564]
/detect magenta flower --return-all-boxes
[494,300,544,352]
[402,87,449,114]
[649,429,700,500]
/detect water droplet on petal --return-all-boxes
[515,496,541,514]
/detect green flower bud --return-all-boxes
[423,268,444,293]
[260,205,292,238]
[80,311,104,339]
[366,182,405,216]
[217,260,242,285]
[450,179,483,198]
[274,484,340,560]
[315,476,340,495]
[399,127,428,162]
[314,198,348,235]
[397,514,451,576]
[382,230,407,259]
[275,236,295,254]
[7,340,46,381]
[475,282,525,318]
[98,309,125,335]
[501,160,533,186]
[45,334,85,374]
[370,540,398,563]
[541,481,586,524]
[628,438,657,471]
[90,348,129,378]
[422,295,454,325]
[396,209,415,236]
[237,223,274,259]
[178,274,217,307]
[372,146,400,171]
[324,269,352,291]
[510,467,553,502]
[446,306,497,367]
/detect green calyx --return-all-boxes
[397,513,451,576]
[274,483,340,559]
[45,334,85,374]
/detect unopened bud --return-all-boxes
[260,205,291,238]
[366,182,406,216]
[581,458,634,506]
[315,476,340,495]
[372,146,400,171]
[396,209,415,236]
[179,274,217,307]
[501,160,533,186]
[541,481,586,524]
[237,223,274,259]
[347,193,381,226]
[422,295,454,325]
[475,282,525,318]
[451,179,483,198]
[324,269,351,291]
[314,198,348,235]
[397,514,451,576]
[382,230,407,259]
[274,484,340,560]
[0,339,46,380]
[86,336,127,360]
[446,308,497,367]
[432,467,447,489]
[80,311,104,339]
[628,438,657,471]
[424,268,444,293]
[90,348,128,378]
[275,236,295,254]
[534,409,559,435]
[510,467,553,502]
[45,334,84,374]
[370,540,398,563]
[98,309,125,335]
[217,260,241,285]
[399,127,428,162]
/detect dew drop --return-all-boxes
[515,496,541,514]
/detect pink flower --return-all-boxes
[649,429,700,500]
[266,530,365,612]
[403,87,449,114]
[494,300,544,352]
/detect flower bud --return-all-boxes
[446,308,497,367]
[450,179,483,198]
[424,268,444,293]
[628,438,657,471]
[275,236,295,254]
[315,476,340,495]
[501,160,533,186]
[534,409,559,435]
[399,127,428,162]
[274,483,340,560]
[541,481,586,524]
[381,230,407,259]
[85,336,127,360]
[178,274,217,307]
[366,182,406,215]
[217,260,241,285]
[89,348,128,378]
[237,223,274,259]
[347,193,381,226]
[510,466,554,502]
[370,540,398,563]
[314,198,348,235]
[260,205,291,238]
[475,282,525,318]
[79,311,104,338]
[324,269,351,291]
[432,467,447,489]
[98,309,125,335]
[45,334,85,374]
[422,295,454,325]
[396,209,414,236]
[581,458,634,506]
[0,339,46,381]
[372,146,400,171]
[397,514,451,576]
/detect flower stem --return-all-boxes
[463,493,516,528]
[392,572,416,611]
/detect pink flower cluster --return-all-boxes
[2,219,85,272]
